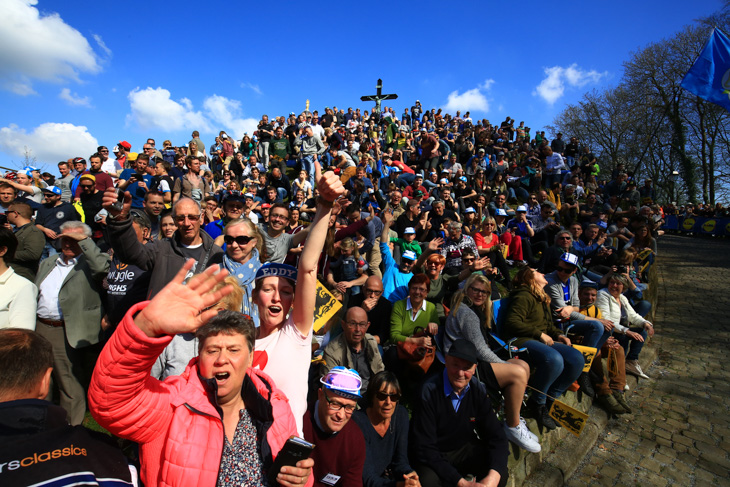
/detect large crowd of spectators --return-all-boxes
[0,101,662,487]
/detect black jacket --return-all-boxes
[106,215,223,298]
[0,399,133,486]
[410,373,509,485]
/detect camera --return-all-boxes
[616,265,627,274]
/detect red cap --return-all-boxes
[118,140,132,150]
[261,203,272,209]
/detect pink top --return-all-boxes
[254,315,312,435]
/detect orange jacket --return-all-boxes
[89,301,309,487]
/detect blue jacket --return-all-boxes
[380,242,412,303]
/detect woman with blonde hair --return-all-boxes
[219,218,264,325]
[444,274,539,452]
[502,266,584,431]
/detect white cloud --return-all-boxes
[92,34,112,58]
[59,87,91,107]
[0,0,101,95]
[0,122,99,164]
[203,95,258,138]
[442,79,494,113]
[126,87,211,132]
[240,82,262,96]
[479,79,495,91]
[533,64,607,105]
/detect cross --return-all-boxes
[360,79,398,119]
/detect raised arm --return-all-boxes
[292,160,345,335]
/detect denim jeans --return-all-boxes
[568,319,611,350]
[617,327,647,360]
[522,341,585,405]
[301,155,315,188]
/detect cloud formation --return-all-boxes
[126,87,259,138]
[533,64,607,104]
[59,88,91,107]
[0,122,99,164]
[240,82,262,96]
[92,34,112,58]
[0,0,101,95]
[127,87,211,132]
[442,79,494,113]
[203,95,259,137]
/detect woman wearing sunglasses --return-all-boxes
[220,218,265,326]
[444,274,539,452]
[352,371,421,487]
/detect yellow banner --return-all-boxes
[549,400,588,437]
[313,281,342,332]
[573,344,598,372]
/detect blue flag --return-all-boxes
[682,28,730,111]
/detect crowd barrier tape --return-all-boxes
[662,215,730,235]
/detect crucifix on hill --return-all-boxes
[360,79,398,119]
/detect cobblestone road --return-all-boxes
[566,234,730,486]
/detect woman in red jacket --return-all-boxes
[89,262,314,487]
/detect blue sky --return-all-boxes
[0,0,722,173]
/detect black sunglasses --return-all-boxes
[224,235,255,246]
[375,391,401,402]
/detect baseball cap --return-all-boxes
[244,193,254,199]
[516,205,528,213]
[560,253,579,266]
[118,141,132,151]
[464,207,476,214]
[495,208,508,217]
[413,190,424,198]
[260,203,272,209]
[597,221,608,230]
[24,165,39,172]
[255,262,298,282]
[459,176,467,182]
[404,227,416,235]
[440,178,449,184]
[42,185,62,196]
[79,174,96,183]
[320,366,362,400]
[402,250,418,261]
[447,339,478,364]
[579,279,599,289]
[128,152,138,161]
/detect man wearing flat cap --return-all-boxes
[411,339,509,487]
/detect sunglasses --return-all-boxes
[224,235,255,246]
[375,391,401,402]
[557,266,574,273]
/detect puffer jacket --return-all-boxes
[89,301,310,487]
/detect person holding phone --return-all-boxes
[89,262,314,487]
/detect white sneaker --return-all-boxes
[624,384,630,391]
[504,421,541,453]
[506,259,514,266]
[626,359,649,379]
[520,417,539,442]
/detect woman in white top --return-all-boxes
[0,227,38,329]
[252,161,345,433]
[595,274,655,379]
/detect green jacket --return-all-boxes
[35,238,110,348]
[501,287,562,347]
